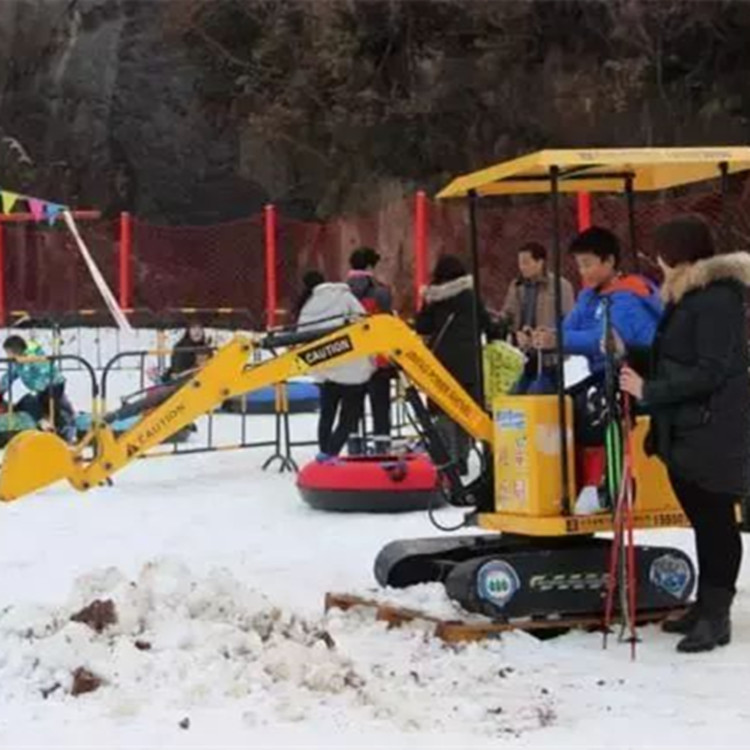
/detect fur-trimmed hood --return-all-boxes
[422,275,473,304]
[661,252,750,303]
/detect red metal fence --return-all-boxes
[0,184,747,327]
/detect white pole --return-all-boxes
[63,210,135,335]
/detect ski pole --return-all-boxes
[622,391,638,659]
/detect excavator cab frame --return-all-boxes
[436,147,750,536]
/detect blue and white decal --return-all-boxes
[649,554,693,601]
[477,560,521,609]
[496,409,526,431]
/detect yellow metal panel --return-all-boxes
[493,395,575,517]
[483,413,688,536]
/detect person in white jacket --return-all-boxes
[296,271,374,457]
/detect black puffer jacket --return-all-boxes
[415,275,497,395]
[165,332,211,381]
[643,253,750,496]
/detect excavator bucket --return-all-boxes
[0,431,76,502]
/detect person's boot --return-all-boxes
[662,599,702,635]
[372,435,391,456]
[346,435,364,456]
[676,586,733,653]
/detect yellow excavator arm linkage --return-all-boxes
[0,315,494,501]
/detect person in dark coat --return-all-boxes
[163,322,212,382]
[415,254,497,474]
[621,216,750,653]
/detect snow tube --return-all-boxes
[297,453,443,513]
[224,381,319,415]
[75,413,193,444]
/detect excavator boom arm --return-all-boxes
[0,316,494,499]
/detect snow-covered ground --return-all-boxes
[0,328,748,748]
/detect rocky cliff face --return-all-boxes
[0,0,264,223]
[1,0,748,224]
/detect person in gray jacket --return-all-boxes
[297,271,374,458]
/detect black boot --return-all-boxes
[662,600,701,635]
[676,586,733,653]
[346,435,364,456]
[372,436,391,456]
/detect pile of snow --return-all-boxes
[0,558,555,738]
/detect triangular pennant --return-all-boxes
[45,202,64,226]
[27,198,45,222]
[0,191,19,214]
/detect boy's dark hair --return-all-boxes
[349,246,381,270]
[569,226,621,266]
[432,254,467,284]
[3,335,27,355]
[654,216,715,266]
[519,242,547,263]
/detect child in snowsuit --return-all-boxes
[1,335,76,441]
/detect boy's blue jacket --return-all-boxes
[563,275,662,373]
[0,341,65,394]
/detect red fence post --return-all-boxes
[413,190,428,310]
[0,223,5,326]
[264,204,278,329]
[577,192,592,231]
[119,211,132,309]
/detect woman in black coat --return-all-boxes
[164,322,212,382]
[415,254,497,473]
[621,217,750,653]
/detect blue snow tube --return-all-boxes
[224,381,319,415]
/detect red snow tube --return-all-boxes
[297,453,444,513]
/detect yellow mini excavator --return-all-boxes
[2,148,750,622]
[0,310,695,620]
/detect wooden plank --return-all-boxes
[324,592,685,644]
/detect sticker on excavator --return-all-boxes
[564,510,689,534]
[126,402,188,454]
[297,335,353,367]
[400,349,477,422]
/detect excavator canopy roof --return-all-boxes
[437,147,750,198]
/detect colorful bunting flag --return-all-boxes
[27,198,46,222]
[45,202,64,226]
[0,191,19,214]
[0,189,69,223]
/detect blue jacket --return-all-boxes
[1,341,65,394]
[563,275,662,373]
